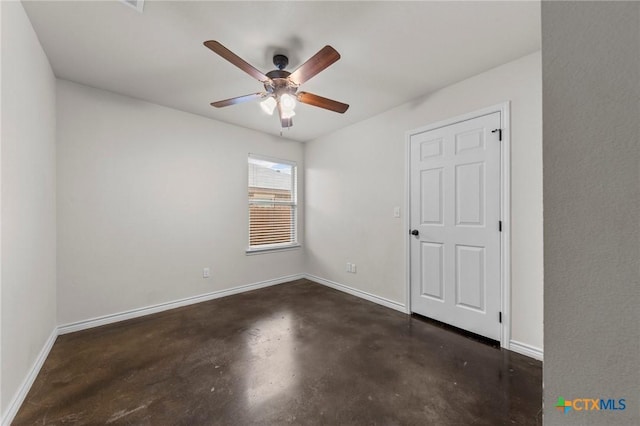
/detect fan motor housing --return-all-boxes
[264,68,297,96]
[265,70,291,80]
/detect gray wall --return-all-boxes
[1,1,57,418]
[56,80,304,326]
[542,2,639,425]
[305,52,543,353]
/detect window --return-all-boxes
[247,155,298,252]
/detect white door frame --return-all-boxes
[405,102,511,349]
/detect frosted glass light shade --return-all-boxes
[280,93,296,111]
[281,109,296,119]
[260,96,277,115]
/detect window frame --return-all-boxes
[246,154,300,254]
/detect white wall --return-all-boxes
[1,0,57,417]
[57,80,304,326]
[1,0,3,412]
[542,2,639,425]
[305,52,543,351]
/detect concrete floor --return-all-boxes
[14,279,542,425]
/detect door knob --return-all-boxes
[410,229,419,236]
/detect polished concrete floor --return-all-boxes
[14,279,542,425]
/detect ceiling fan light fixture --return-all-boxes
[281,108,296,120]
[205,41,349,129]
[260,96,277,115]
[279,93,297,112]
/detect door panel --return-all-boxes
[420,168,443,224]
[455,128,484,154]
[420,242,444,300]
[420,138,444,159]
[455,244,485,312]
[410,111,501,341]
[455,162,484,226]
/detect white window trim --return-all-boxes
[245,243,301,255]
[246,154,299,254]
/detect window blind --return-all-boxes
[248,155,297,249]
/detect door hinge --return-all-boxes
[491,128,502,141]
[499,220,502,232]
[499,312,502,323]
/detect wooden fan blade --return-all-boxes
[204,40,269,82]
[210,93,264,108]
[297,92,349,113]
[288,46,340,85]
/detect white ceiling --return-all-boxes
[23,1,541,142]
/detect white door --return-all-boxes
[409,112,501,341]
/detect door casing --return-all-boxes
[404,102,511,349]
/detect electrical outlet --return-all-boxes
[203,267,210,278]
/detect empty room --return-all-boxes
[2,1,638,425]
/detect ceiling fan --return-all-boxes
[204,40,349,129]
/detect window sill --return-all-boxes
[245,244,301,255]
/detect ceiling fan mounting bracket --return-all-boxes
[273,54,289,70]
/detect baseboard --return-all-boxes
[3,274,303,424]
[306,274,544,362]
[305,274,407,313]
[509,339,544,361]
[58,273,305,335]
[2,274,539,425]
[3,274,537,423]
[2,328,58,426]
